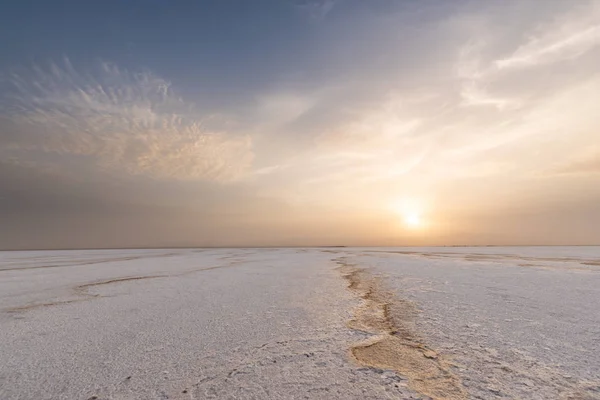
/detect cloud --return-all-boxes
[3,2,600,248]
[495,4,600,70]
[312,101,427,182]
[552,151,600,175]
[459,81,520,110]
[293,0,337,20]
[0,59,254,182]
[456,1,600,110]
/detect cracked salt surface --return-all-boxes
[1,247,599,399]
[0,249,422,399]
[343,246,600,399]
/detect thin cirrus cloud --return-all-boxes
[1,60,254,182]
[294,0,338,20]
[457,2,600,110]
[553,151,600,175]
[495,5,600,70]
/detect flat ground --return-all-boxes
[1,247,599,399]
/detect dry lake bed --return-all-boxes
[1,247,599,399]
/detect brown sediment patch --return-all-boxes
[0,252,180,273]
[367,250,600,267]
[364,250,600,274]
[177,260,247,276]
[582,261,600,266]
[76,275,167,290]
[518,263,595,273]
[518,263,545,268]
[5,298,88,313]
[5,275,167,313]
[337,258,466,400]
[4,262,246,313]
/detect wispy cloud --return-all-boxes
[459,81,520,110]
[1,59,254,181]
[294,0,338,20]
[552,150,600,176]
[495,5,600,70]
[456,2,600,110]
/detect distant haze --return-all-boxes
[1,1,600,249]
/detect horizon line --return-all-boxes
[1,244,599,252]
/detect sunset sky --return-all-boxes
[1,0,600,249]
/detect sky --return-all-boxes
[1,0,600,249]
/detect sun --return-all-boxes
[403,212,421,227]
[389,198,426,229]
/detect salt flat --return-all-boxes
[1,247,599,399]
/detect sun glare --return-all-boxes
[404,212,421,227]
[390,198,426,229]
